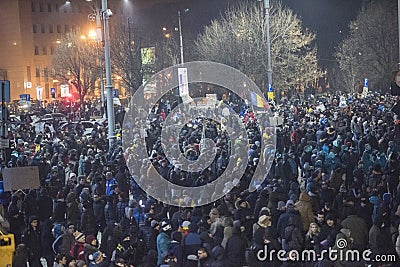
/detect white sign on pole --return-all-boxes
[36,86,43,100]
[178,68,189,96]
[60,84,70,97]
[26,82,32,88]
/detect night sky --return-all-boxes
[133,0,364,63]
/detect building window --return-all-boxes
[47,4,52,12]
[42,46,47,55]
[31,1,35,12]
[41,24,45,33]
[71,25,76,33]
[64,25,69,33]
[55,4,59,12]
[50,46,54,55]
[57,25,61,33]
[34,46,39,55]
[27,66,32,81]
[39,3,44,12]
[32,24,37,33]
[36,68,40,77]
[49,24,53,33]
[43,68,48,78]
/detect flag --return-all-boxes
[250,91,270,109]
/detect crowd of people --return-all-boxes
[0,91,400,267]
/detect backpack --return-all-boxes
[52,223,65,239]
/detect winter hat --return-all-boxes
[286,200,294,208]
[85,235,96,245]
[233,220,241,229]
[277,201,286,210]
[76,260,86,267]
[182,221,191,229]
[90,251,102,262]
[259,207,271,217]
[161,220,171,232]
[29,215,39,223]
[258,215,271,228]
[151,220,159,228]
[235,199,247,209]
[69,172,77,179]
[80,191,89,202]
[74,232,86,243]
[382,192,392,203]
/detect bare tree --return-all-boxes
[194,1,322,96]
[52,31,100,107]
[110,18,143,95]
[334,0,397,92]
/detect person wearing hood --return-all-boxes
[36,187,53,223]
[295,192,315,232]
[225,220,247,267]
[234,198,254,241]
[80,200,97,236]
[250,213,279,267]
[369,209,397,261]
[157,220,172,265]
[277,200,303,243]
[341,206,368,251]
[183,220,202,262]
[197,246,213,267]
[21,216,42,267]
[164,231,184,267]
[211,245,231,267]
[7,194,25,244]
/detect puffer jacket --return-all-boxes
[295,192,315,231]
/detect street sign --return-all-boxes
[364,78,369,88]
[19,94,31,101]
[50,88,56,94]
[0,80,11,102]
[60,84,69,97]
[396,71,400,87]
[178,68,189,96]
[268,83,273,92]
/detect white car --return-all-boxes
[59,121,96,136]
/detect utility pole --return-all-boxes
[102,0,115,149]
[95,8,105,115]
[178,10,184,64]
[263,0,273,102]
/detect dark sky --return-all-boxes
[134,0,364,63]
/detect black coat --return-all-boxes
[226,230,247,267]
[80,208,97,236]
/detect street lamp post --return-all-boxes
[89,8,105,115]
[102,0,115,149]
[178,10,184,64]
[259,0,273,102]
[398,0,400,70]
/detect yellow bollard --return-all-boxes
[0,230,15,267]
